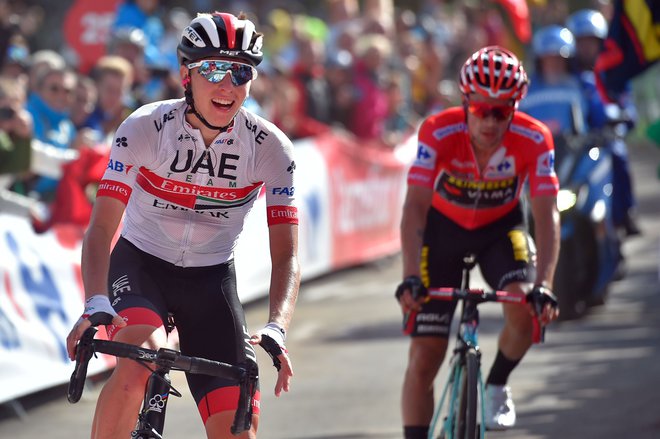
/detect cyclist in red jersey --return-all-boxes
[395,46,560,438]
[65,12,299,439]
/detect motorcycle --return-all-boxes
[550,111,627,320]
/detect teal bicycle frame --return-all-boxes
[424,254,545,439]
[428,299,485,439]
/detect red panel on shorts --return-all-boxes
[107,307,164,341]
[198,386,261,424]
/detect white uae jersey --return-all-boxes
[98,98,298,267]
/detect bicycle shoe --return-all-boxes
[484,384,516,430]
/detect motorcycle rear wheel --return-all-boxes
[555,217,599,321]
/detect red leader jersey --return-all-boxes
[408,107,559,230]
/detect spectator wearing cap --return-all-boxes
[83,55,134,144]
[27,50,66,95]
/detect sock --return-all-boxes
[404,425,429,439]
[486,350,522,386]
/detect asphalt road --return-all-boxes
[1,140,659,439]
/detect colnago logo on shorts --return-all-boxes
[436,172,519,208]
[136,167,261,210]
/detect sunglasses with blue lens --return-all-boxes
[186,60,257,86]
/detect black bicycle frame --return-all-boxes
[132,352,182,439]
[68,327,257,438]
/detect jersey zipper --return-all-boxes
[467,143,482,225]
[177,145,206,266]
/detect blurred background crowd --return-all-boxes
[0,0,658,230]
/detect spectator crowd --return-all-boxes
[0,0,616,229]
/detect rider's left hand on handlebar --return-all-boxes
[527,285,560,325]
[249,323,293,397]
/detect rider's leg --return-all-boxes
[499,283,535,357]
[402,337,448,430]
[482,283,533,429]
[477,219,537,383]
[174,259,259,439]
[91,324,167,439]
[489,282,534,382]
[401,209,463,437]
[205,412,258,439]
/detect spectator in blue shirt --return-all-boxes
[26,65,77,199]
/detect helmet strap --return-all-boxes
[184,72,233,133]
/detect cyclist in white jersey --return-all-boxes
[65,11,299,439]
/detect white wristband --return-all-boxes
[259,322,286,348]
[81,294,117,319]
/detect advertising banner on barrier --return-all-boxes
[313,133,410,268]
[0,216,114,404]
[0,131,415,404]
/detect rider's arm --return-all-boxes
[266,223,300,332]
[66,196,127,359]
[529,194,560,288]
[401,117,438,278]
[527,121,560,289]
[81,196,126,299]
[401,184,433,278]
[253,222,299,397]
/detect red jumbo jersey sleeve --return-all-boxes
[407,107,558,230]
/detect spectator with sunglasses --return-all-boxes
[65,11,300,439]
[24,65,79,200]
[395,46,560,438]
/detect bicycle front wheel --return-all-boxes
[454,348,479,439]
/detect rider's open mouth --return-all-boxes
[211,98,234,109]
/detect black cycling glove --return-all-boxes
[526,285,559,315]
[257,323,286,371]
[395,275,428,302]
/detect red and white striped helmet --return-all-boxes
[177,12,264,66]
[459,46,528,101]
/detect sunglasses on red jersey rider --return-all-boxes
[466,101,516,121]
[186,60,257,86]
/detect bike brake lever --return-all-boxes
[531,317,545,344]
[67,327,98,403]
[230,362,258,435]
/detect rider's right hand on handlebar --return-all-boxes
[395,275,428,313]
[66,295,126,361]
[527,285,560,325]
